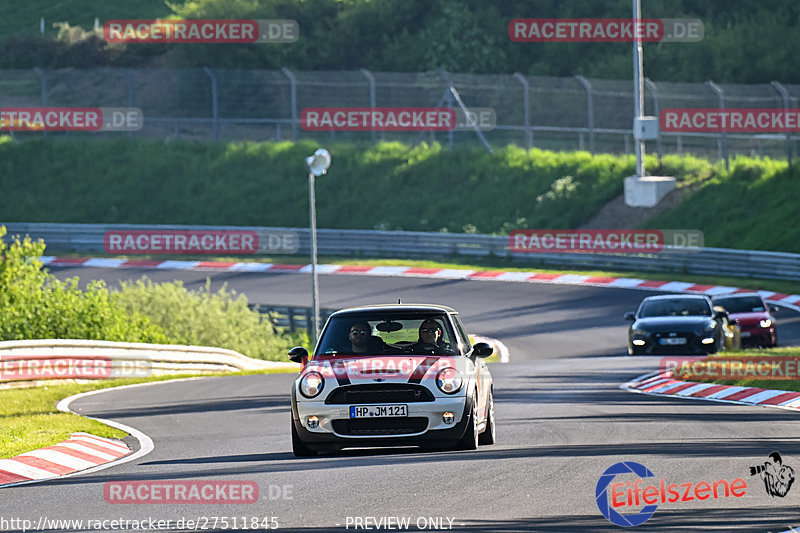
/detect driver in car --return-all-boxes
[407,319,454,354]
[348,321,388,354]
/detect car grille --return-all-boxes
[332,417,428,436]
[325,384,435,404]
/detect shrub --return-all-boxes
[0,227,305,359]
[112,278,306,361]
[0,227,166,342]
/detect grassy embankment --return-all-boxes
[3,137,800,252]
[671,348,800,393]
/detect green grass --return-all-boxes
[0,368,295,460]
[672,348,800,393]
[645,157,800,253]
[2,138,797,254]
[0,139,703,237]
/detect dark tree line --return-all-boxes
[1,0,797,83]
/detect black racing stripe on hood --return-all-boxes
[332,361,351,386]
[408,357,438,384]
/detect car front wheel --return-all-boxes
[478,389,496,445]
[456,394,479,451]
[291,418,317,457]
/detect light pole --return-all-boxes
[633,0,645,178]
[306,148,331,346]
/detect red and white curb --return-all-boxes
[0,433,130,486]
[41,256,800,311]
[622,370,800,412]
[0,380,182,488]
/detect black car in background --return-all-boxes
[624,294,737,355]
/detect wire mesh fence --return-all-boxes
[1,67,798,162]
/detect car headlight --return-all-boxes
[436,368,463,394]
[760,319,772,328]
[299,371,325,398]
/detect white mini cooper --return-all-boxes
[288,304,495,456]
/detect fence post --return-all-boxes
[513,72,533,149]
[771,81,793,168]
[281,67,298,141]
[437,70,455,150]
[122,68,137,138]
[575,75,594,154]
[202,67,219,142]
[644,77,662,165]
[705,80,728,170]
[361,68,377,143]
[33,67,47,137]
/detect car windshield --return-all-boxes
[315,313,459,357]
[639,298,712,318]
[713,296,765,313]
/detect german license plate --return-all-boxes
[349,404,408,418]
[659,337,687,345]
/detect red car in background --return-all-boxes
[712,293,779,348]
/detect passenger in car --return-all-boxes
[407,319,454,354]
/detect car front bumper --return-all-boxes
[291,389,471,449]
[739,325,776,346]
[630,332,719,354]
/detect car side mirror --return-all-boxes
[472,342,494,358]
[728,318,738,326]
[288,346,309,364]
[624,311,636,321]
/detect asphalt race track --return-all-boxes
[3,266,800,532]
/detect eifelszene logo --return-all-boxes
[595,461,747,527]
[750,452,795,497]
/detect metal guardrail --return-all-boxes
[251,305,336,333]
[3,222,800,281]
